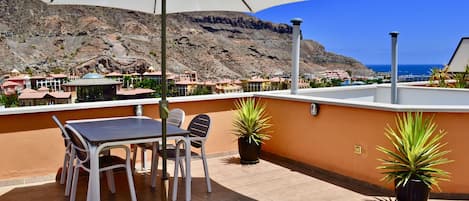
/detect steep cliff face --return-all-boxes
[0,0,372,79]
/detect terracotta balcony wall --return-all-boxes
[1,86,469,197]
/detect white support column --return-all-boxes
[390,31,399,104]
[291,18,303,95]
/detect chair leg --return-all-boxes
[70,166,80,201]
[201,147,212,192]
[125,158,137,201]
[140,148,146,170]
[105,170,116,193]
[172,159,180,201]
[179,159,185,179]
[131,145,137,173]
[65,153,74,196]
[150,142,159,188]
[60,153,68,184]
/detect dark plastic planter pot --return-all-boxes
[395,179,430,201]
[238,138,261,164]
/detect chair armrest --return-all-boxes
[175,140,185,149]
[101,145,131,159]
[189,137,207,141]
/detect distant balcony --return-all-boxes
[0,86,468,200]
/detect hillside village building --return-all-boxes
[63,73,121,103]
[18,90,71,106]
[116,88,155,100]
[1,67,316,108]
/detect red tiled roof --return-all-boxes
[175,80,199,85]
[18,91,71,99]
[49,92,72,99]
[216,85,242,90]
[18,92,48,99]
[30,75,46,79]
[2,81,20,87]
[143,71,174,76]
[143,71,162,76]
[203,81,216,86]
[6,76,25,81]
[117,88,155,96]
[21,88,37,93]
[106,72,123,77]
[249,77,267,82]
[269,77,286,82]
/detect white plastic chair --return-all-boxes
[51,115,74,196]
[131,108,185,187]
[65,125,137,201]
[160,114,212,201]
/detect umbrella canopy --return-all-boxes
[45,0,303,14]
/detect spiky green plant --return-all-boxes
[453,65,469,88]
[454,73,467,88]
[429,66,450,88]
[377,112,452,190]
[232,98,272,145]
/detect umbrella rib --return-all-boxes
[153,0,157,14]
[241,0,253,12]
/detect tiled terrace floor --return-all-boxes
[0,155,453,201]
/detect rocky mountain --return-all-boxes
[0,0,372,80]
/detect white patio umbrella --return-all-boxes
[42,0,304,200]
[46,0,303,14]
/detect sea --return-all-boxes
[366,64,444,76]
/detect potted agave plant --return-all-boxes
[377,112,453,201]
[232,98,272,164]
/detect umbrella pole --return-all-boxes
[159,0,169,200]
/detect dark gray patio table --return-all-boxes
[66,116,192,201]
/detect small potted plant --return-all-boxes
[232,98,271,164]
[377,112,453,201]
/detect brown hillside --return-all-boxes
[0,0,372,79]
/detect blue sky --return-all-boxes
[253,0,469,65]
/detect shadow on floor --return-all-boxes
[221,156,241,165]
[0,170,257,201]
[261,153,469,201]
[260,152,393,198]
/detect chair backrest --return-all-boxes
[187,114,211,148]
[167,108,185,128]
[52,115,70,147]
[64,125,89,163]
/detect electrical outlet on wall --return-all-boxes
[354,144,362,155]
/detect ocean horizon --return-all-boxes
[366,64,444,76]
